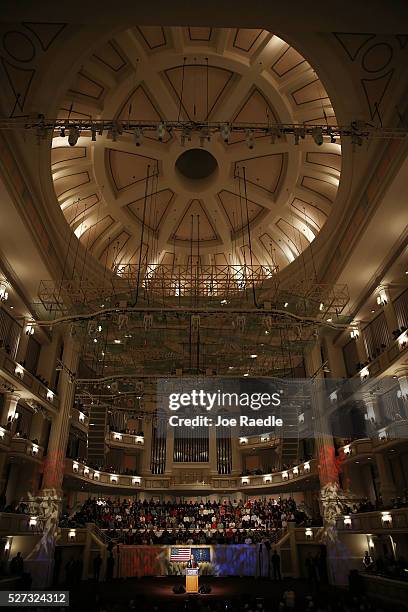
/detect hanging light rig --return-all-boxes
[4,115,405,145]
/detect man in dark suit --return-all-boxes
[187,554,197,568]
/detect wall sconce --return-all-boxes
[381,512,392,527]
[344,445,351,455]
[303,461,310,472]
[84,467,90,476]
[350,328,359,339]
[135,435,144,445]
[305,528,313,539]
[0,281,9,302]
[263,475,271,484]
[46,390,54,402]
[398,331,408,348]
[73,462,79,472]
[376,292,387,306]
[4,538,10,551]
[343,515,352,528]
[378,428,387,441]
[68,529,76,541]
[132,477,141,486]
[368,536,375,549]
[293,466,299,476]
[329,391,337,403]
[31,444,39,455]
[93,471,100,480]
[113,433,122,440]
[298,413,305,423]
[78,412,85,423]
[15,364,24,378]
[282,471,288,480]
[241,477,249,485]
[110,475,118,483]
[0,428,5,439]
[360,367,369,380]
[239,437,248,445]
[25,323,35,336]
[29,516,37,527]
[261,434,270,442]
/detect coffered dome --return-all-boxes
[51,26,341,274]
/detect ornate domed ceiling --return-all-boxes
[51,26,341,275]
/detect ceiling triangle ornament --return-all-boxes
[0,58,35,116]
[361,69,394,119]
[22,22,66,51]
[108,149,159,192]
[229,88,278,144]
[127,189,174,231]
[173,199,219,242]
[164,64,234,121]
[395,34,408,49]
[333,32,376,61]
[117,84,170,141]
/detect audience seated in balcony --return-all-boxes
[61,496,310,542]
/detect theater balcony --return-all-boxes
[9,437,44,462]
[107,431,145,449]
[0,347,59,413]
[336,507,408,533]
[70,406,89,432]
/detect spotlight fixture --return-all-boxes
[311,127,324,146]
[157,122,166,142]
[180,127,192,147]
[68,126,80,146]
[134,127,143,147]
[328,127,336,143]
[220,124,230,143]
[246,129,255,149]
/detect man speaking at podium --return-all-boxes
[187,554,197,568]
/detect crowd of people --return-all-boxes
[61,497,308,543]
[343,493,408,514]
[363,551,408,581]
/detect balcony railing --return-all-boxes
[0,347,59,411]
[336,507,408,532]
[10,437,44,460]
[65,458,317,491]
[108,431,145,448]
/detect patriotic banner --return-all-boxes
[170,547,191,561]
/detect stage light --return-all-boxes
[134,127,143,146]
[246,130,255,149]
[157,122,166,142]
[68,126,80,146]
[311,127,323,146]
[221,124,230,143]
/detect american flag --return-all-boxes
[170,547,191,561]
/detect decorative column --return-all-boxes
[24,329,79,588]
[307,344,348,585]
[375,452,397,505]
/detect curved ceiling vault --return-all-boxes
[50,26,342,274]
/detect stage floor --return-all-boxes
[69,576,322,607]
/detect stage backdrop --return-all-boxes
[118,544,269,578]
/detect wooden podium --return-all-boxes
[185,568,199,593]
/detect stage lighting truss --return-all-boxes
[1,116,407,144]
